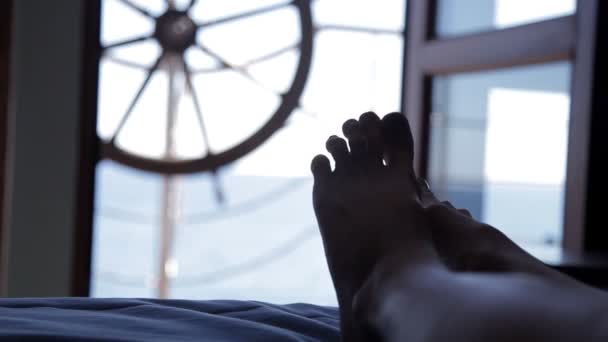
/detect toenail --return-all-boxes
[342,119,361,138]
[311,154,331,176]
[327,136,345,145]
[360,111,379,121]
[326,136,348,154]
[417,178,431,192]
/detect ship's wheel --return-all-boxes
[99,0,314,174]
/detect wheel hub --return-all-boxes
[154,10,197,53]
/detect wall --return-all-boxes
[4,0,85,297]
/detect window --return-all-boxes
[78,0,606,299]
[428,62,571,246]
[404,0,603,256]
[0,1,11,286]
[436,0,576,36]
[91,0,406,303]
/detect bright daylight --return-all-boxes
[92,0,575,303]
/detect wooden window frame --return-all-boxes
[71,0,102,296]
[402,0,605,259]
[0,0,14,294]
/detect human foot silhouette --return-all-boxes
[353,192,608,342]
[312,112,608,341]
[311,112,437,341]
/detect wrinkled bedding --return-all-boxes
[0,298,339,341]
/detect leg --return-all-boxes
[312,112,432,341]
[312,112,608,341]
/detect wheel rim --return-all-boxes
[99,0,314,174]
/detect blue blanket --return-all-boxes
[0,298,340,341]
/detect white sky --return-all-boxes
[495,0,576,27]
[485,88,569,184]
[93,0,576,300]
[98,0,574,181]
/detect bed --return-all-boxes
[0,298,339,341]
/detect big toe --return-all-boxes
[381,112,415,170]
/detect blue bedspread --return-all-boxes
[0,298,340,341]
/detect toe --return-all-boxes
[458,208,472,218]
[441,201,455,209]
[417,179,472,217]
[417,178,440,206]
[342,119,367,158]
[440,200,472,217]
[311,154,331,181]
[326,135,349,167]
[381,112,415,168]
[359,112,383,164]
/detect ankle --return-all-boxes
[350,251,418,336]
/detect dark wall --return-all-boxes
[5,0,85,297]
[0,0,13,292]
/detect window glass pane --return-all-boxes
[301,31,403,124]
[92,1,406,303]
[314,0,405,31]
[172,166,327,302]
[91,161,162,297]
[436,0,576,37]
[101,0,155,46]
[428,62,571,246]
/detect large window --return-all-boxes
[436,0,575,36]
[428,62,571,246]
[87,0,601,300]
[404,0,596,257]
[91,0,406,303]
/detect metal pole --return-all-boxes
[158,55,181,298]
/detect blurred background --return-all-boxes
[91,0,573,302]
[4,0,604,300]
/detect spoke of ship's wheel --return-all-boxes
[196,44,280,95]
[191,42,298,74]
[317,24,403,35]
[116,0,154,18]
[197,1,293,28]
[103,53,149,70]
[104,35,152,50]
[191,64,229,74]
[110,55,163,143]
[182,59,212,156]
[186,0,198,11]
[241,42,299,67]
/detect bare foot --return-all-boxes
[419,184,577,282]
[355,194,608,342]
[311,112,436,341]
[313,112,608,341]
